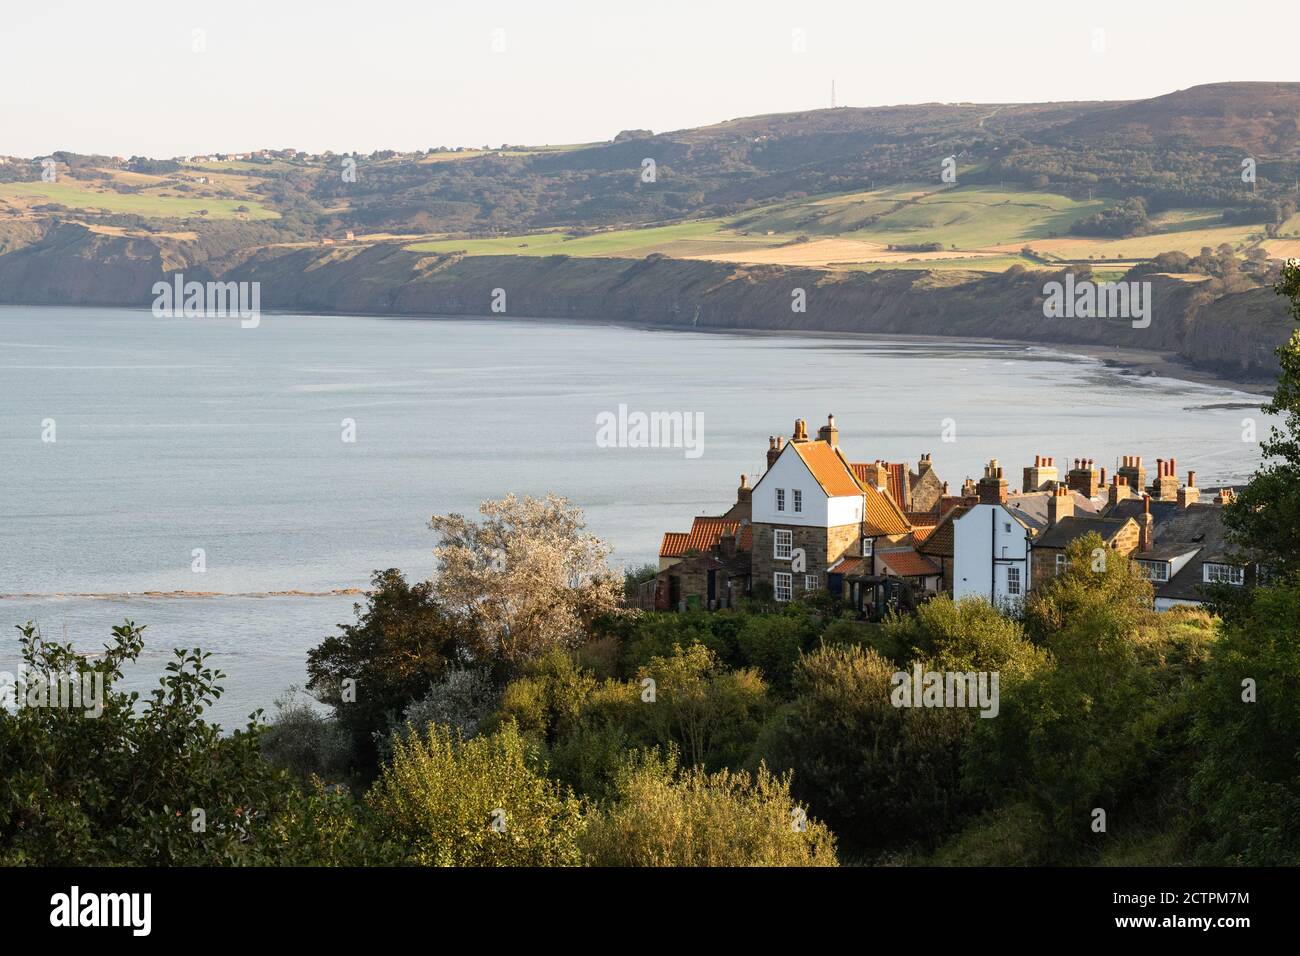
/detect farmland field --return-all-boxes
[0,178,280,220]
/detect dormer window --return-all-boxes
[1138,560,1169,582]
[776,488,786,512]
[1204,563,1244,585]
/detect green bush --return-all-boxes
[366,722,584,866]
[579,751,836,866]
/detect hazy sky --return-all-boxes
[1,0,1292,157]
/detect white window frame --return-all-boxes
[1055,553,1068,575]
[861,536,874,557]
[804,574,819,591]
[1204,563,1244,586]
[776,488,785,512]
[793,488,803,513]
[774,529,792,560]
[774,572,793,602]
[1006,565,1021,596]
[1138,560,1169,582]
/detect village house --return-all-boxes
[652,415,944,614]
[952,453,1253,610]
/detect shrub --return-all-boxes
[580,751,836,866]
[366,722,584,866]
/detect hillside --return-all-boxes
[1,82,1298,379]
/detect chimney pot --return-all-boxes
[1188,470,1196,488]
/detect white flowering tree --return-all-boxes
[429,494,624,666]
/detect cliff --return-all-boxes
[0,224,1292,380]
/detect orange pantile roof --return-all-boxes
[829,557,866,576]
[877,549,941,578]
[659,517,741,558]
[863,483,912,536]
[909,523,938,545]
[660,532,689,558]
[790,441,863,497]
[884,462,908,507]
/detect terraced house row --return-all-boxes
[649,416,1256,615]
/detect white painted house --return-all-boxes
[952,461,1033,610]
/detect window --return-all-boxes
[1204,563,1244,585]
[774,572,792,602]
[1003,522,1012,534]
[1007,566,1021,596]
[1055,553,1068,575]
[793,489,803,513]
[774,529,792,560]
[804,574,819,591]
[861,536,874,557]
[776,488,785,512]
[1138,560,1169,582]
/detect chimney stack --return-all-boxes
[1138,494,1155,553]
[816,414,839,448]
[1048,484,1075,526]
[736,473,752,505]
[1176,470,1199,508]
[978,459,1008,505]
[791,419,809,443]
[1108,474,1132,508]
[1214,487,1236,505]
[1117,455,1147,497]
[766,436,784,470]
[1066,458,1100,498]
[1152,456,1180,501]
[1023,454,1059,493]
[917,452,934,477]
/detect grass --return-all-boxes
[405,220,777,258]
[0,179,280,220]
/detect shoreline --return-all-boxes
[2,301,1276,398]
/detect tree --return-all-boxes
[0,622,383,865]
[756,643,978,854]
[578,751,837,866]
[635,644,770,771]
[306,569,470,772]
[1224,258,1300,577]
[1189,582,1300,864]
[430,494,624,668]
[366,722,584,866]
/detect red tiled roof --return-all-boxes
[909,523,938,544]
[876,549,941,578]
[884,462,907,507]
[829,557,865,576]
[864,483,912,536]
[791,441,864,497]
[659,517,741,558]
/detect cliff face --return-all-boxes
[0,224,1292,379]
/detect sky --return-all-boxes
[0,0,1293,157]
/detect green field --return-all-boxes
[406,220,774,258]
[0,180,280,220]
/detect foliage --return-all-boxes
[755,643,978,855]
[0,621,370,865]
[430,494,624,667]
[1189,582,1300,864]
[306,569,470,773]
[261,686,354,785]
[1224,259,1300,577]
[366,722,584,866]
[579,751,837,866]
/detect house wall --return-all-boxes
[953,503,1031,610]
[752,521,859,598]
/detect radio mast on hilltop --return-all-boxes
[831,78,837,109]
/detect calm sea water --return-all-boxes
[0,306,1273,724]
